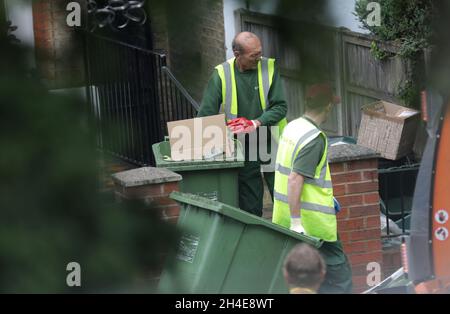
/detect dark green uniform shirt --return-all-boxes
[197,60,287,126]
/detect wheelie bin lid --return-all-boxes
[170,191,323,248]
[152,140,245,172]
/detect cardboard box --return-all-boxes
[167,114,234,161]
[357,101,420,160]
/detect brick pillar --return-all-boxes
[112,167,182,224]
[330,157,382,293]
[112,167,182,286]
[166,0,225,102]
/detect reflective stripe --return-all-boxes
[304,160,332,188]
[318,162,328,183]
[304,177,333,189]
[320,161,327,178]
[275,163,291,175]
[274,191,288,203]
[260,57,270,110]
[301,202,336,215]
[274,192,335,215]
[221,58,272,119]
[276,163,332,188]
[277,129,330,188]
[291,129,321,165]
[222,61,236,119]
[273,117,337,241]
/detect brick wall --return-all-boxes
[145,0,226,134]
[197,0,227,90]
[114,174,181,225]
[330,158,383,293]
[99,156,182,224]
[112,167,182,285]
[147,1,169,56]
[32,0,85,89]
[164,0,226,102]
[32,0,226,98]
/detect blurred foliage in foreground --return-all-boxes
[0,19,178,293]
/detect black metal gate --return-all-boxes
[84,32,198,166]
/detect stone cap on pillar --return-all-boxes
[112,167,182,187]
[329,143,380,163]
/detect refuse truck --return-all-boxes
[367,90,450,294]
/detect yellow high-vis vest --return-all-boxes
[272,117,337,241]
[215,57,287,140]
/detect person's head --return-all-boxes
[283,243,326,293]
[232,32,262,71]
[304,83,341,124]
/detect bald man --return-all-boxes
[198,32,288,217]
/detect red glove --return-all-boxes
[227,117,258,134]
[226,117,253,127]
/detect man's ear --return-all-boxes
[233,50,239,58]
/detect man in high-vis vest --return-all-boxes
[272,84,352,294]
[198,32,287,217]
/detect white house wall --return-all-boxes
[4,0,35,67]
[223,0,245,59]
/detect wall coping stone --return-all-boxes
[112,167,182,187]
[329,143,380,163]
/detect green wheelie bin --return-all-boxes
[158,191,322,294]
[152,140,244,207]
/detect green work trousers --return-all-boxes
[238,161,274,217]
[318,238,353,294]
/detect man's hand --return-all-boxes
[227,117,259,134]
[290,217,305,234]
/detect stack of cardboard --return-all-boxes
[357,101,420,160]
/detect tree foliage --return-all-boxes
[355,0,436,106]
[355,0,435,58]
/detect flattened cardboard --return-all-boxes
[167,114,234,161]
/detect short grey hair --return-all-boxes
[232,38,243,54]
[283,243,326,288]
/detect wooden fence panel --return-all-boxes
[346,92,378,136]
[237,10,414,137]
[281,76,304,120]
[341,31,411,136]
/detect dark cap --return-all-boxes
[306,84,341,105]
